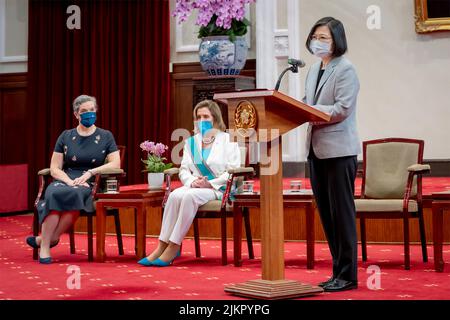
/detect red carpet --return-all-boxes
[0,215,449,300]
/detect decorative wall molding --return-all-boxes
[256,0,304,162]
[287,0,301,101]
[175,21,200,53]
[285,0,304,162]
[255,0,276,89]
[274,33,289,57]
[0,72,27,88]
[0,0,28,63]
[0,72,28,166]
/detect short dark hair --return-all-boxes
[306,17,348,57]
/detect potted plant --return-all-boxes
[172,0,255,76]
[140,141,173,189]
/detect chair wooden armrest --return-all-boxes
[38,168,51,176]
[227,167,255,176]
[162,168,180,208]
[164,168,180,176]
[222,168,255,208]
[220,168,255,209]
[163,167,180,192]
[95,168,125,177]
[402,164,430,212]
[35,168,53,207]
[407,164,431,174]
[38,168,125,177]
[96,168,124,174]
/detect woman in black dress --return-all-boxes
[27,95,120,264]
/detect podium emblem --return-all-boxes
[234,100,257,138]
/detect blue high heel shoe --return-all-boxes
[137,257,154,266]
[38,256,52,264]
[150,258,172,267]
[150,250,181,267]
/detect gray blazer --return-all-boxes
[303,56,361,159]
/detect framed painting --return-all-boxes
[415,0,450,33]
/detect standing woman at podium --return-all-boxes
[303,17,360,292]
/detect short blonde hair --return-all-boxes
[193,100,226,132]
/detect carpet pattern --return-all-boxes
[0,215,449,300]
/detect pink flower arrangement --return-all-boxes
[140,141,168,157]
[172,0,255,41]
[140,141,172,173]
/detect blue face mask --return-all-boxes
[197,120,213,136]
[80,111,97,128]
[309,40,332,59]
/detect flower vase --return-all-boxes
[148,172,164,190]
[199,36,248,76]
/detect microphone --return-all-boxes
[288,58,306,69]
[275,58,306,91]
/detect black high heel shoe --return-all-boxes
[26,236,59,249]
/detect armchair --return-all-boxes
[354,138,430,270]
[162,155,255,265]
[32,146,126,261]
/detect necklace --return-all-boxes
[202,136,215,145]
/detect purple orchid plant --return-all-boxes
[140,141,173,173]
[172,0,255,42]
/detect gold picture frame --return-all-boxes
[415,0,450,33]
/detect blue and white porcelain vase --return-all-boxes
[199,36,248,76]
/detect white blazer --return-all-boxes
[179,131,241,197]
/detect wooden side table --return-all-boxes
[95,189,165,262]
[233,191,316,269]
[431,192,450,272]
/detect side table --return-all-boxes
[95,189,165,262]
[431,191,450,272]
[233,191,316,269]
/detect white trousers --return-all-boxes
[159,186,217,245]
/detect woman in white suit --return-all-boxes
[138,100,240,267]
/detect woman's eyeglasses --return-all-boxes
[310,35,332,42]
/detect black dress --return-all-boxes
[37,127,118,224]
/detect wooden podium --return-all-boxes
[214,90,331,299]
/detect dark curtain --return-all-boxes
[27,0,170,205]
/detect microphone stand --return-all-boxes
[274,64,299,91]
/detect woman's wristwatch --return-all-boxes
[88,169,95,177]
